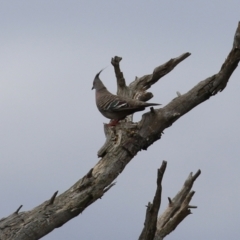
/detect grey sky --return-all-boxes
[0,1,240,239]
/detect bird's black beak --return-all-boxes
[91,86,94,90]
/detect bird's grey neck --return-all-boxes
[96,86,107,92]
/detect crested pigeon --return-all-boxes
[92,69,161,126]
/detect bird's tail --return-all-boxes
[144,103,161,107]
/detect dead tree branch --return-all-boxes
[139,160,167,240]
[131,52,191,92]
[138,162,200,240]
[0,22,239,239]
[154,170,201,240]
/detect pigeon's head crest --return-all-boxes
[92,68,106,91]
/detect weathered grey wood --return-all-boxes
[0,22,239,240]
[139,161,167,240]
[154,170,201,240]
[138,162,200,240]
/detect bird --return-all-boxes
[92,69,161,126]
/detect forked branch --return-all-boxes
[138,161,200,240]
[139,160,167,240]
[154,170,201,240]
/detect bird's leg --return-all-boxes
[108,119,119,126]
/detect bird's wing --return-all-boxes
[106,99,128,110]
[105,98,145,112]
[97,91,145,112]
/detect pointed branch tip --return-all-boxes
[193,169,201,181]
[158,160,167,173]
[233,22,240,49]
[14,205,23,214]
[103,182,116,193]
[48,191,59,205]
[176,91,182,97]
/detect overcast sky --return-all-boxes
[0,1,240,240]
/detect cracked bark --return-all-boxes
[0,22,239,239]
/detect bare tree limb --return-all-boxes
[111,56,127,94]
[139,160,167,240]
[131,52,191,92]
[0,22,239,239]
[154,170,201,239]
[138,164,200,240]
[112,52,190,107]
